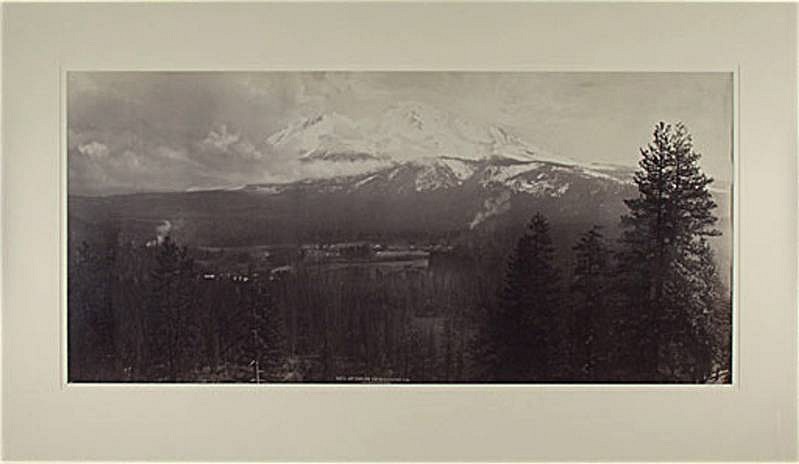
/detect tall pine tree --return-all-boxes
[484,213,561,381]
[617,122,723,381]
[146,236,198,381]
[570,226,611,380]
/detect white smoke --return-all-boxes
[469,190,512,229]
[155,220,172,245]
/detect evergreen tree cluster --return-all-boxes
[479,122,731,383]
[68,236,289,382]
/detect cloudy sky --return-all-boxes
[68,72,733,195]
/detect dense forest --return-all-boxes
[68,122,731,383]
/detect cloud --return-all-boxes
[77,141,109,159]
[155,145,190,162]
[200,124,239,151]
[230,139,264,161]
[198,124,264,161]
[117,150,145,171]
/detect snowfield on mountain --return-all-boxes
[265,101,578,166]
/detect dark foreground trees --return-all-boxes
[479,122,731,382]
[569,226,611,379]
[615,121,728,382]
[147,237,197,380]
[480,213,562,381]
[68,236,288,382]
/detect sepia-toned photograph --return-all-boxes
[67,71,733,384]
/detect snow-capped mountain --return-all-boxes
[70,151,727,275]
[246,155,635,197]
[132,101,661,242]
[241,154,638,232]
[70,100,728,265]
[265,101,579,167]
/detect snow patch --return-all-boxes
[439,157,477,181]
[576,166,621,182]
[470,190,512,229]
[511,179,570,197]
[480,162,541,186]
[252,185,284,195]
[414,164,457,192]
[354,174,379,188]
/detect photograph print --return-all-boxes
[67,71,733,384]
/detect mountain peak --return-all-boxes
[265,103,589,177]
